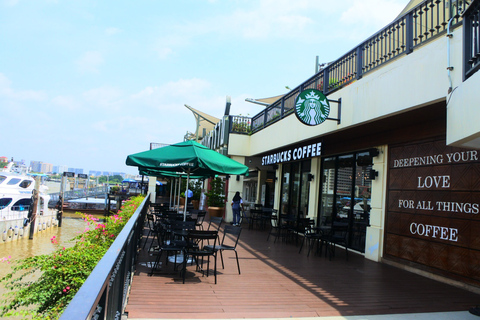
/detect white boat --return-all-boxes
[0,163,51,221]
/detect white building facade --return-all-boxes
[199,0,480,292]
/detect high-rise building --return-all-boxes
[30,161,42,173]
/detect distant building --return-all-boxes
[68,168,84,175]
[58,165,68,174]
[30,161,43,173]
[41,163,53,173]
[89,170,102,177]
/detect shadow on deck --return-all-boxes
[125,220,480,319]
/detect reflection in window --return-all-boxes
[19,180,33,188]
[7,178,21,185]
[0,198,13,209]
[12,198,31,211]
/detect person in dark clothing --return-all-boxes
[231,191,244,226]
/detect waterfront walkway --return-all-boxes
[125,219,480,320]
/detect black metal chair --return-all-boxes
[149,220,195,276]
[183,230,219,284]
[248,209,263,229]
[207,216,222,231]
[266,212,281,243]
[278,213,295,243]
[259,208,274,230]
[194,211,207,230]
[143,213,157,250]
[205,225,242,274]
[292,218,311,246]
[298,219,321,256]
[206,216,222,244]
[323,222,349,260]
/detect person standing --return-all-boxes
[187,188,193,204]
[199,189,207,210]
[231,191,244,226]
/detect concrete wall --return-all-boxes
[0,212,58,244]
[231,26,477,158]
[446,29,480,148]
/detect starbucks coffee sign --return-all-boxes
[295,89,330,126]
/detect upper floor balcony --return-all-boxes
[229,0,480,139]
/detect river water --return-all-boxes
[0,214,91,319]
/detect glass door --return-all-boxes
[281,160,311,220]
[319,157,336,226]
[319,151,373,253]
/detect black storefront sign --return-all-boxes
[261,140,322,166]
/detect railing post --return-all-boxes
[406,11,414,54]
[323,67,330,95]
[356,46,363,80]
[263,106,268,130]
[280,97,285,117]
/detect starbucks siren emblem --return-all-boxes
[295,89,330,126]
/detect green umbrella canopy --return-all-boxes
[138,167,212,179]
[126,140,249,176]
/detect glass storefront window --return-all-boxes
[281,160,311,220]
[319,151,373,253]
[319,157,335,226]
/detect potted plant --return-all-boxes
[206,177,225,217]
[190,180,202,210]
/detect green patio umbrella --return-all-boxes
[126,140,249,219]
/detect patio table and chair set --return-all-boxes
[248,204,349,260]
[144,205,242,284]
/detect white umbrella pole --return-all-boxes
[177,176,182,214]
[184,171,190,222]
[173,177,178,210]
[169,177,173,209]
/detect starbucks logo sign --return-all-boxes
[295,89,330,126]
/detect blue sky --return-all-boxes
[1,0,410,175]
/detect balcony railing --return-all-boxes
[59,195,149,320]
[233,0,465,135]
[464,0,480,80]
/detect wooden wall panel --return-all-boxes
[385,137,480,286]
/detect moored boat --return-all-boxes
[0,162,51,221]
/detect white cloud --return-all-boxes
[0,73,47,101]
[131,78,212,108]
[91,120,108,132]
[226,0,318,40]
[105,27,121,36]
[76,51,104,74]
[83,86,123,110]
[51,95,81,111]
[156,47,173,60]
[340,0,406,28]
[2,0,19,6]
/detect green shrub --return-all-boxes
[0,195,145,319]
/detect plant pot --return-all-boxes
[192,200,199,210]
[208,207,224,218]
[180,198,185,205]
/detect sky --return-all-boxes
[0,0,411,175]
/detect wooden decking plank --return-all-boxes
[125,222,480,319]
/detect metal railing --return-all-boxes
[59,195,150,320]
[230,115,252,135]
[242,0,466,134]
[48,186,108,206]
[464,0,480,80]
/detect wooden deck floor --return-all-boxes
[125,221,480,319]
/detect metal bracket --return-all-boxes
[325,98,341,124]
